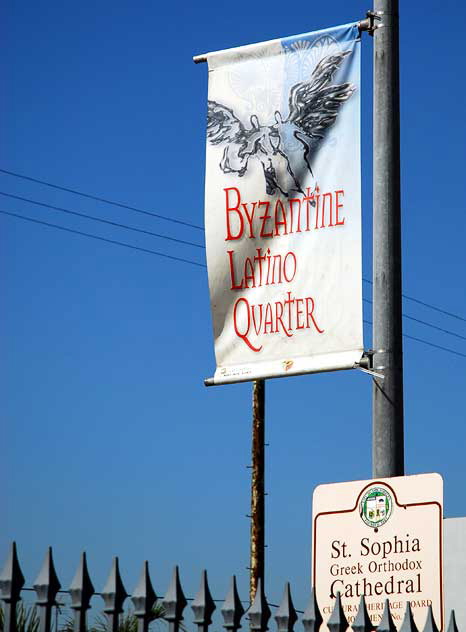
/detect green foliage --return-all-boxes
[92,604,167,632]
[0,603,40,632]
[0,602,174,632]
[60,603,170,632]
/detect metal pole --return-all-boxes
[250,379,265,602]
[372,0,404,478]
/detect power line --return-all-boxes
[0,191,204,249]
[0,210,206,269]
[0,167,204,231]
[362,278,466,324]
[2,209,464,361]
[363,319,466,359]
[362,297,466,341]
[2,166,464,325]
[4,187,464,345]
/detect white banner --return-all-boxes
[204,24,363,384]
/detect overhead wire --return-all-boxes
[0,190,204,249]
[0,210,206,269]
[0,167,204,231]
[363,319,466,359]
[362,298,466,341]
[1,188,464,344]
[362,278,466,324]
[2,208,464,361]
[1,166,465,325]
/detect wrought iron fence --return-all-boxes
[0,544,459,632]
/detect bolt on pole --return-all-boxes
[372,0,405,478]
[250,378,265,602]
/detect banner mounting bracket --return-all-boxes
[356,365,385,379]
[358,10,382,36]
[354,350,385,379]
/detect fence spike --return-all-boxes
[192,570,216,632]
[352,596,373,632]
[102,557,128,613]
[70,552,95,610]
[131,561,157,632]
[249,578,271,632]
[0,542,26,632]
[0,542,25,603]
[302,587,322,632]
[162,566,187,632]
[33,547,62,632]
[376,600,396,632]
[221,575,245,632]
[399,602,418,632]
[132,561,157,616]
[274,582,297,632]
[446,611,458,632]
[101,557,128,632]
[70,552,95,632]
[422,606,439,632]
[33,547,61,605]
[327,593,348,632]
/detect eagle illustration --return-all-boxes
[207,51,355,198]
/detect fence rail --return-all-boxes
[0,544,459,632]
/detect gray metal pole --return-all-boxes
[372,0,404,478]
[250,378,265,602]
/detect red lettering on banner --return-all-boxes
[225,187,243,240]
[306,297,325,333]
[323,192,333,227]
[231,291,325,350]
[314,186,321,229]
[259,201,273,237]
[252,304,263,336]
[289,198,301,232]
[233,297,262,352]
[264,304,274,334]
[284,291,295,332]
[227,250,243,290]
[243,202,256,238]
[220,184,351,353]
[296,298,304,329]
[244,257,255,288]
[303,188,315,232]
[223,185,346,241]
[275,301,292,337]
[335,190,345,225]
[274,200,288,236]
[227,248,297,290]
[283,252,297,282]
[253,248,267,286]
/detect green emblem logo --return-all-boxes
[360,487,393,528]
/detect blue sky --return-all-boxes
[2,0,465,619]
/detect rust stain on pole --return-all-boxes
[250,378,265,603]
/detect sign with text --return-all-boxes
[204,24,363,384]
[312,474,443,630]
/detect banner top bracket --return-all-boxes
[358,10,382,36]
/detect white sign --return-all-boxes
[444,517,466,631]
[203,24,363,384]
[312,474,444,630]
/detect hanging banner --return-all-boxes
[204,23,363,384]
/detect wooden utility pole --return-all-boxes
[249,378,265,602]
